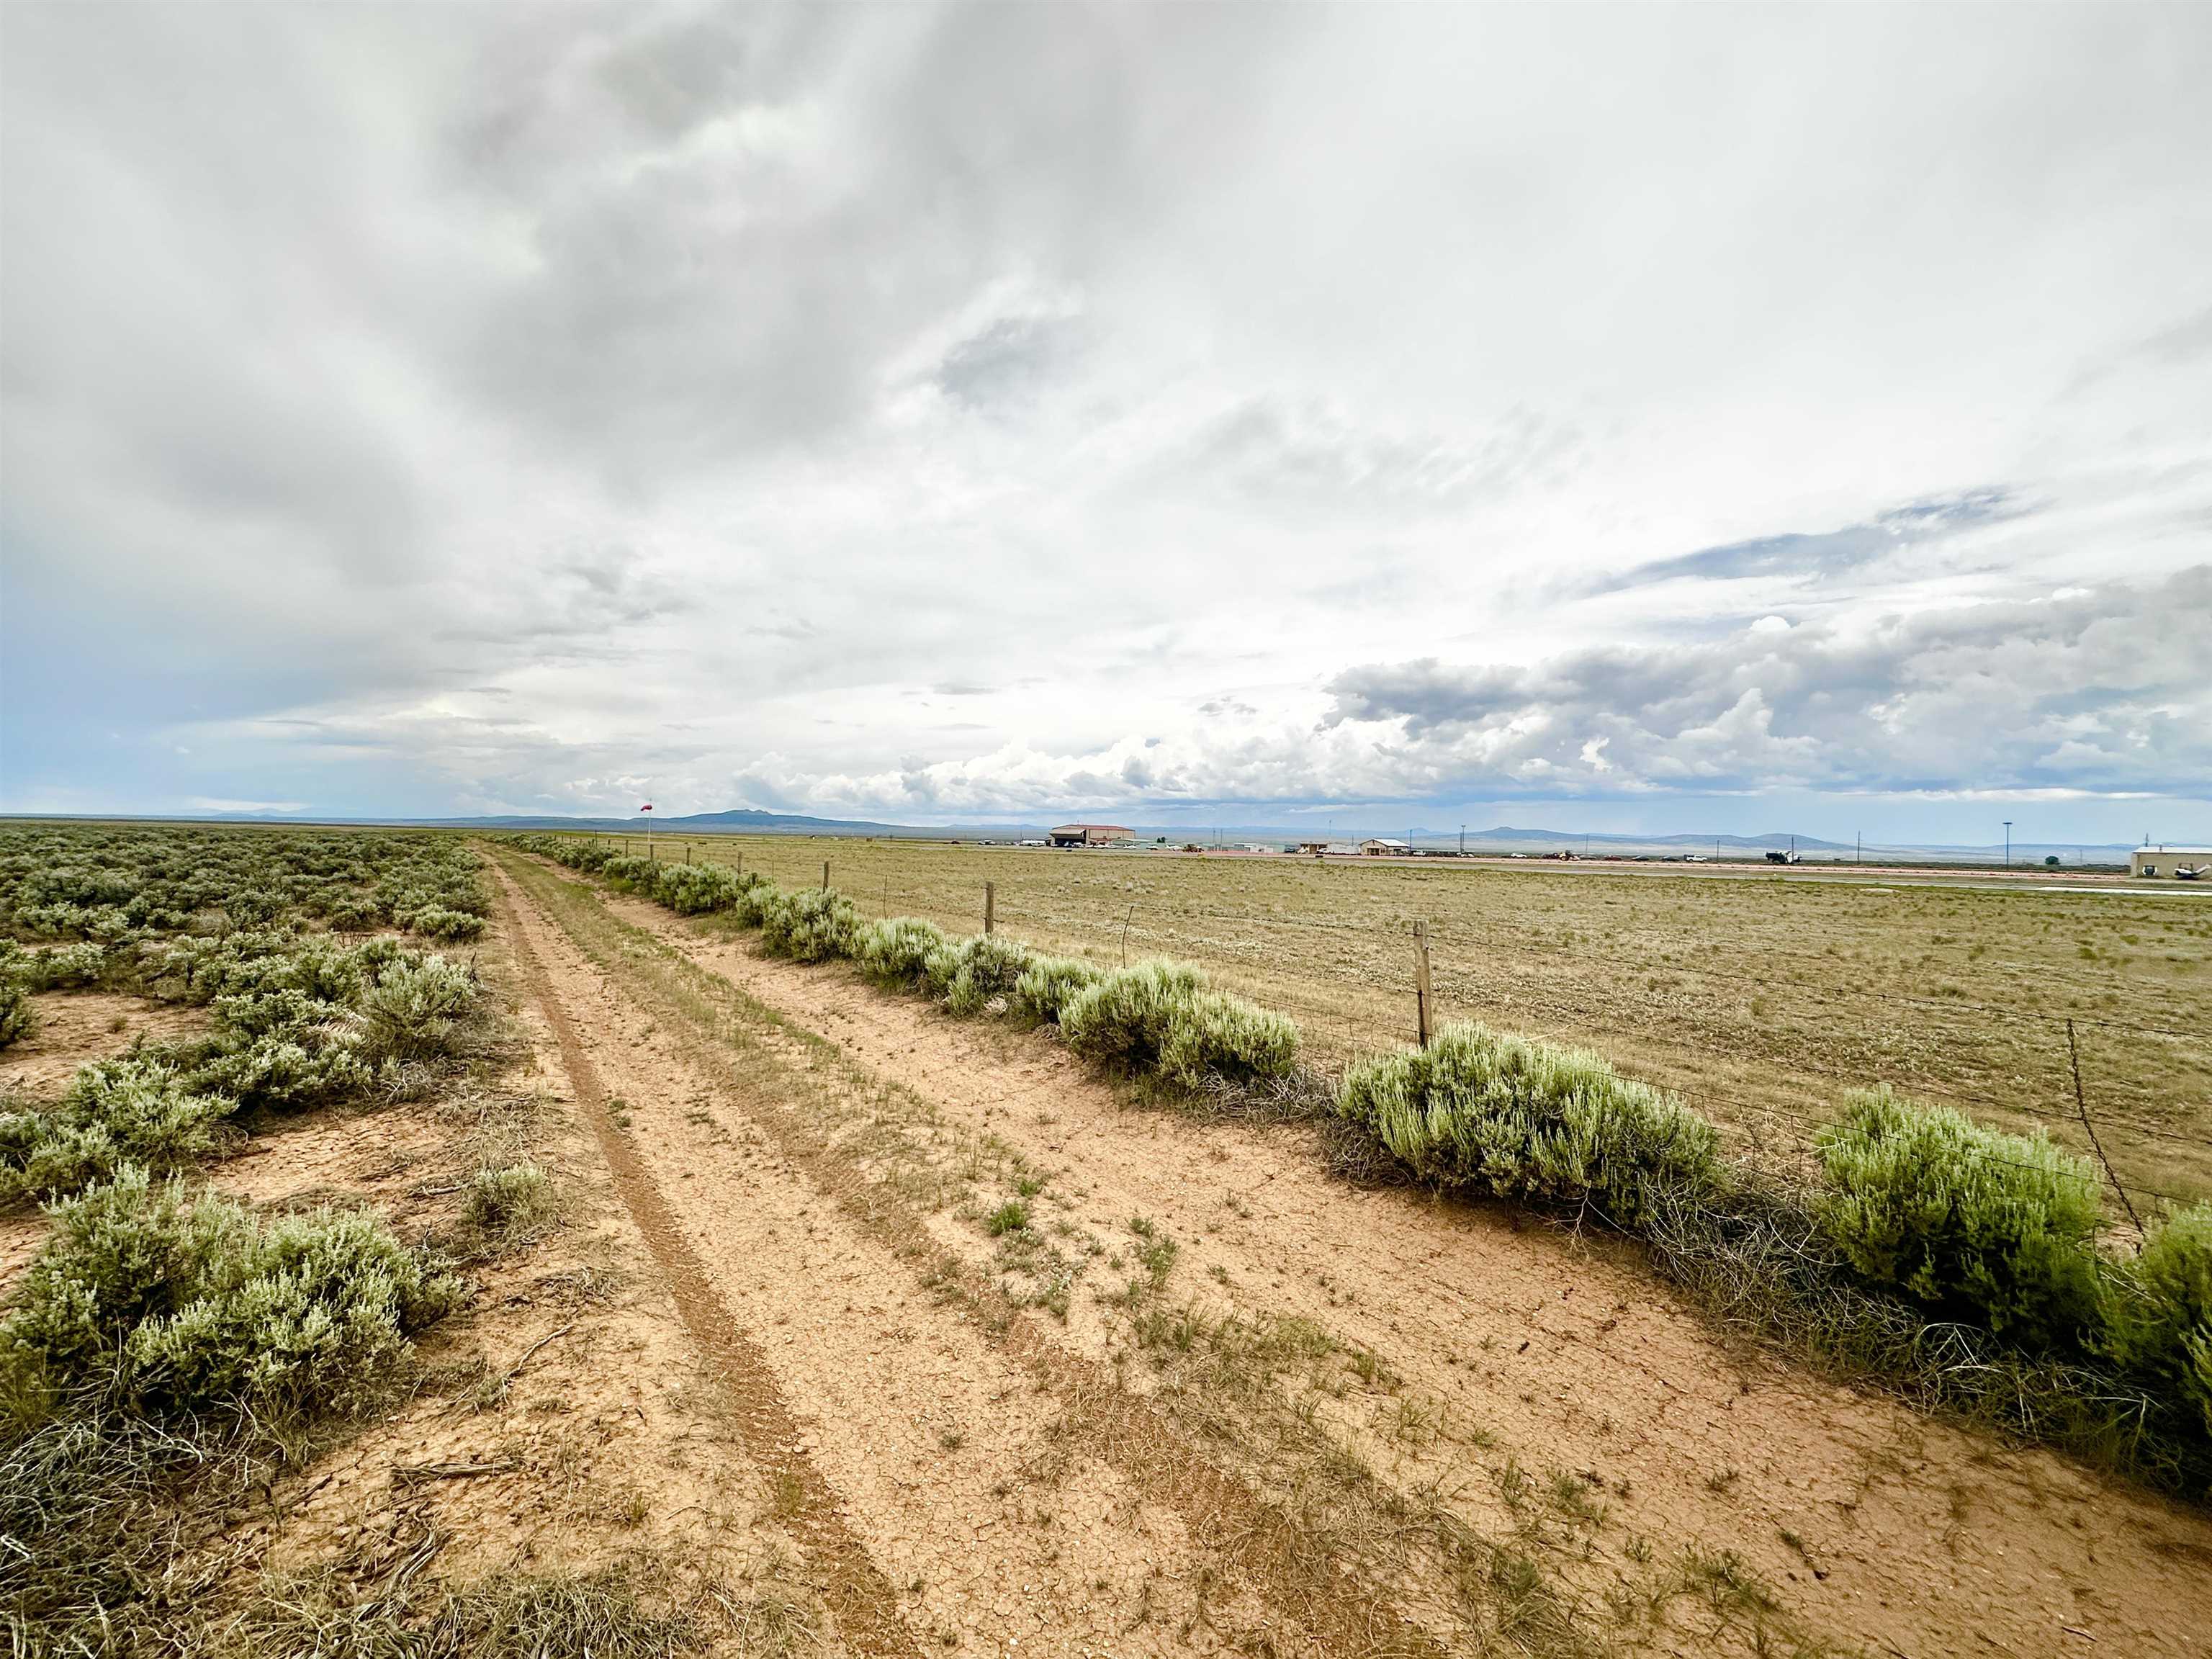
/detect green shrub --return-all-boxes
[195,984,372,1109]
[1816,1086,2103,1349]
[985,1200,1030,1236]
[1059,959,1204,1068]
[357,955,477,1063]
[1061,960,1299,1087]
[1010,955,1105,1025]
[650,862,754,916]
[0,1056,228,1204]
[926,934,1033,1015]
[0,1170,459,1426]
[402,903,486,943]
[27,941,107,990]
[855,917,949,989]
[598,854,660,891]
[0,979,32,1051]
[2106,1205,2212,1437]
[723,870,778,927]
[1159,987,1300,1086]
[466,1161,557,1241]
[758,887,860,963]
[194,1030,372,1110]
[1336,1020,1717,1229]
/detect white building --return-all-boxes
[2131,845,2212,878]
[1359,837,1411,856]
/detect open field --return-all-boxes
[7,822,2212,1658]
[611,832,2212,1208]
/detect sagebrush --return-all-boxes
[1336,1020,1718,1227]
[1,1169,460,1427]
[1817,1085,2103,1349]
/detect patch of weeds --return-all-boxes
[763,1467,806,1521]
[1497,1455,1532,1511]
[984,1200,1030,1237]
[1388,1395,1443,1449]
[466,1160,558,1246]
[1676,1545,1781,1624]
[1346,1345,1398,1391]
[1546,1466,1605,1526]
[226,1558,799,1658]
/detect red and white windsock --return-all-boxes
[639,803,653,813]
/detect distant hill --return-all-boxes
[5,807,2134,863]
[1455,825,1854,853]
[422,808,1052,840]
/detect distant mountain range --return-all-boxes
[3,806,2141,863]
[404,809,2132,862]
[418,807,1033,840]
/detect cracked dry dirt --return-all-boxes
[489,850,2212,1658]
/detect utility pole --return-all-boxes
[1459,823,1465,856]
[2003,820,2013,867]
[1855,830,1861,866]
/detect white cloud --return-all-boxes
[3,4,2209,841]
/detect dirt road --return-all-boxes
[493,849,2212,1658]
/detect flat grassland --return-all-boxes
[631,833,2212,1205]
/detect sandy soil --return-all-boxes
[547,874,2212,1659]
[0,930,818,1649]
[0,989,208,1099]
[490,860,1354,1658]
[201,1036,793,1609]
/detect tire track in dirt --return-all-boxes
[498,850,1461,1658]
[490,865,925,1659]
[587,875,2212,1659]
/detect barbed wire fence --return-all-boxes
[606,832,2211,1215]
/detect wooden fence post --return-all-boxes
[984,881,996,935]
[822,860,830,891]
[1413,921,1434,1048]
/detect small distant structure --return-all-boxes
[1293,840,1331,857]
[1359,837,1410,856]
[2132,845,2212,879]
[1048,823,1132,848]
[1765,848,1800,865]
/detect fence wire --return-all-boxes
[587,835,2210,1210]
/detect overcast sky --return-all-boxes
[4,3,2208,843]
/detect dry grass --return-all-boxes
[621,834,2212,1204]
[498,847,1857,1655]
[216,1553,810,1658]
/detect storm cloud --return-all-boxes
[3,4,2208,840]
[1323,570,2212,798]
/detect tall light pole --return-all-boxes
[2002,820,2012,867]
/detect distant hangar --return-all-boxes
[2131,845,2210,880]
[1047,823,1133,848]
